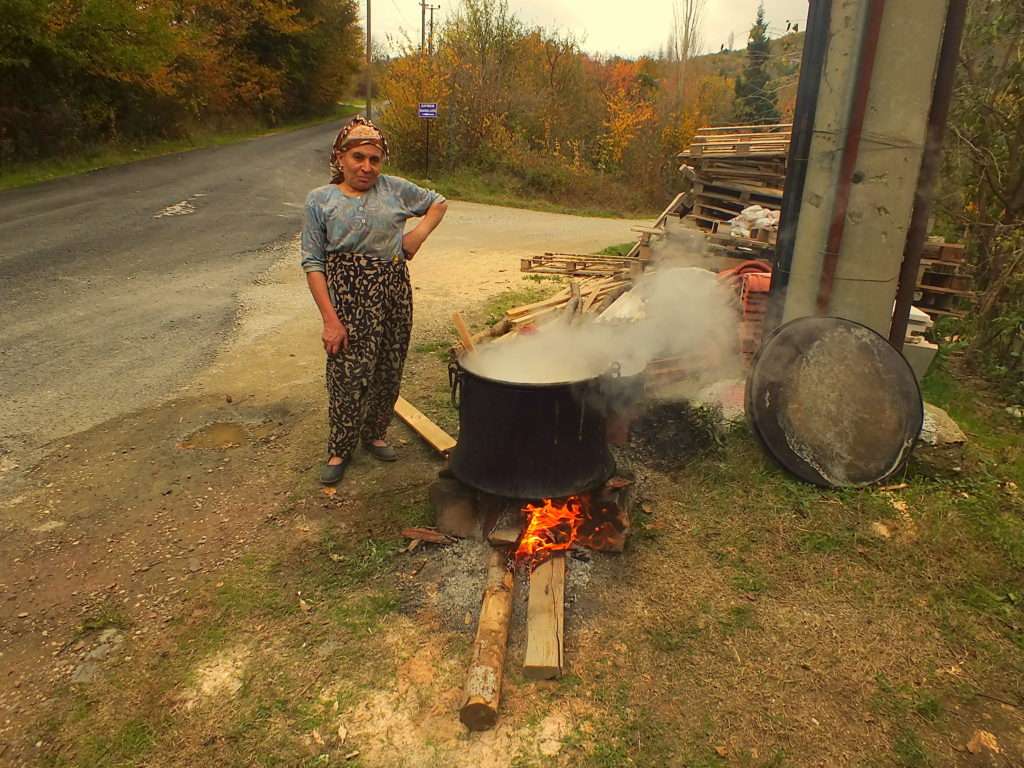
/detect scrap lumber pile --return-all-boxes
[678,123,791,260]
[915,240,975,319]
[502,276,632,329]
[520,252,642,278]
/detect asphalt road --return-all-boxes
[0,120,344,467]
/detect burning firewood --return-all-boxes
[459,549,515,731]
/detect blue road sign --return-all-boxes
[418,102,438,119]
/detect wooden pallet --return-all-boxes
[520,252,642,278]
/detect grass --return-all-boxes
[599,242,635,257]
[23,297,1024,767]
[77,600,131,635]
[0,102,361,192]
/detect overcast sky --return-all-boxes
[371,0,809,58]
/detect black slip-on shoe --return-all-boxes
[320,460,348,485]
[364,442,398,462]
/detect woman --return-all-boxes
[301,117,448,484]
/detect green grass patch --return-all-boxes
[719,605,757,635]
[645,620,703,653]
[77,718,157,768]
[892,728,930,767]
[1,103,360,191]
[796,529,855,554]
[77,600,131,635]
[599,242,635,257]
[412,339,452,360]
[478,284,559,327]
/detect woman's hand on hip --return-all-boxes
[402,231,424,260]
[323,319,349,355]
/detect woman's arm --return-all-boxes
[402,199,448,259]
[306,272,348,354]
[301,193,349,355]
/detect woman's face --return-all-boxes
[337,144,384,191]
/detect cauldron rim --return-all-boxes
[457,357,612,390]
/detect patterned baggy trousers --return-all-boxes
[324,252,412,461]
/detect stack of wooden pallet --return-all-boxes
[678,123,791,236]
[915,240,975,319]
[519,252,643,278]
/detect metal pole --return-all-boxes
[426,120,431,178]
[888,0,967,349]
[365,0,372,120]
[421,0,427,53]
[429,5,437,55]
[766,0,831,331]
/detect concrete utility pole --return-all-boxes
[780,0,953,337]
[365,0,372,120]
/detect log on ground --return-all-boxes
[460,549,515,731]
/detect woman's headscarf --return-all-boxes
[330,116,389,184]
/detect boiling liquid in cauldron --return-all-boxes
[461,325,646,384]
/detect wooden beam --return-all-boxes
[394,396,456,455]
[460,549,515,731]
[523,554,565,680]
[452,312,476,353]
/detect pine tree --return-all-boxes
[733,3,780,124]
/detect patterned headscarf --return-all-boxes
[330,116,389,183]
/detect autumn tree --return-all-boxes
[940,0,1024,393]
[0,0,362,164]
[733,2,779,124]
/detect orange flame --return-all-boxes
[515,496,585,563]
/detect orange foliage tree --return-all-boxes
[379,0,742,207]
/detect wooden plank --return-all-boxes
[452,312,476,353]
[505,287,571,318]
[523,554,565,680]
[460,549,515,731]
[915,283,976,297]
[697,122,793,133]
[394,396,456,455]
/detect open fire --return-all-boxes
[514,491,629,566]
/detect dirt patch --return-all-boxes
[180,645,252,710]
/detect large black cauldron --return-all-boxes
[448,362,615,499]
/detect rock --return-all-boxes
[1006,406,1024,419]
[914,403,967,474]
[428,479,480,540]
[71,661,100,684]
[920,403,967,447]
[86,629,124,660]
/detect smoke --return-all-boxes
[462,260,742,396]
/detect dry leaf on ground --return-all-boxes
[966,729,1001,754]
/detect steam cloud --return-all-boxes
[462,257,742,395]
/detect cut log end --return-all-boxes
[460,698,499,731]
